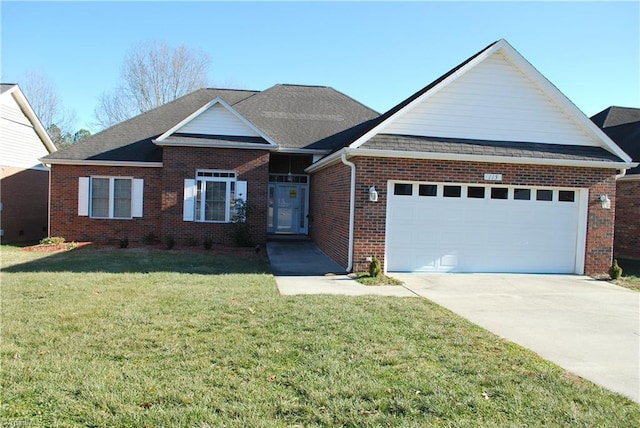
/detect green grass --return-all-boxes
[614,258,640,291]
[2,245,639,426]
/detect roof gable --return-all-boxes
[1,83,56,169]
[155,97,275,148]
[351,39,631,163]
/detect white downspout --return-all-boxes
[616,169,627,180]
[341,153,355,272]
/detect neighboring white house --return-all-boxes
[1,83,57,242]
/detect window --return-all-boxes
[490,187,508,200]
[467,186,485,199]
[418,184,437,197]
[89,177,133,219]
[514,188,531,200]
[195,170,237,222]
[559,190,575,202]
[443,185,461,198]
[536,189,553,201]
[394,183,413,196]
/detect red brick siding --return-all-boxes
[50,165,162,243]
[309,161,351,268]
[312,157,617,276]
[161,147,268,246]
[0,166,49,242]
[614,179,640,260]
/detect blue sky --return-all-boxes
[2,1,638,132]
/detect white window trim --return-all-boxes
[89,176,134,219]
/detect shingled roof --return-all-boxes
[43,84,379,163]
[591,107,640,175]
[363,134,623,163]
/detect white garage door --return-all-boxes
[386,182,586,273]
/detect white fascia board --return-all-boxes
[152,139,273,150]
[306,147,634,173]
[617,173,640,181]
[4,85,57,154]
[40,158,163,167]
[349,42,503,150]
[497,40,633,163]
[155,97,278,147]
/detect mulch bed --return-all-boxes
[22,241,266,258]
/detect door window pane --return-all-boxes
[536,189,553,201]
[394,183,413,196]
[467,186,485,199]
[418,184,437,197]
[514,188,531,200]
[443,185,461,198]
[490,187,508,199]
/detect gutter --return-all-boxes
[341,153,356,272]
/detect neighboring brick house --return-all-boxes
[591,107,640,260]
[1,84,57,243]
[42,39,635,275]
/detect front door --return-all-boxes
[268,176,309,234]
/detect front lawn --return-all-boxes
[2,245,638,426]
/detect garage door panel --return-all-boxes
[386,183,583,273]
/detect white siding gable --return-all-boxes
[382,51,600,147]
[0,93,52,169]
[179,103,259,137]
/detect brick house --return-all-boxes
[591,107,640,260]
[1,84,57,243]
[42,40,635,275]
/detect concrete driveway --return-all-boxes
[395,273,640,403]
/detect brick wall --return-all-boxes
[0,166,49,242]
[309,161,351,268]
[161,147,269,246]
[49,165,163,243]
[614,179,640,260]
[311,156,618,276]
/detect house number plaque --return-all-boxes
[483,173,502,181]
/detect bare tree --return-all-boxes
[94,40,210,129]
[20,70,77,148]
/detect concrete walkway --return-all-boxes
[394,273,640,404]
[266,240,417,297]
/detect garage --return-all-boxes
[385,181,587,273]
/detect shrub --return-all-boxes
[165,235,176,250]
[203,237,213,250]
[119,237,129,248]
[369,256,382,278]
[230,198,254,247]
[65,241,78,250]
[609,259,623,280]
[139,233,158,245]
[40,237,65,245]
